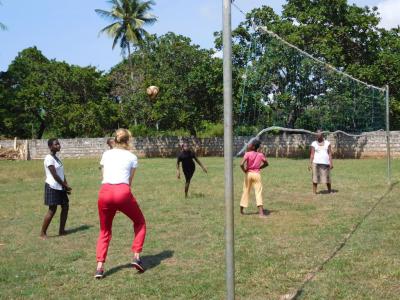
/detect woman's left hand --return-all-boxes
[202,167,208,173]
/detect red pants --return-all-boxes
[96,184,146,262]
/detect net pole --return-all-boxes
[223,0,235,299]
[385,84,391,184]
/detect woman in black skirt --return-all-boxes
[176,142,207,198]
[40,138,72,239]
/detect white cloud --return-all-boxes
[377,0,400,29]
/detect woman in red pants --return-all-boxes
[95,128,146,279]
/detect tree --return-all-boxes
[95,0,157,80]
[0,1,7,31]
[0,47,119,138]
[373,28,400,129]
[108,33,223,135]
[0,47,50,138]
[218,1,399,131]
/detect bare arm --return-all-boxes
[308,146,315,171]
[240,157,247,173]
[328,145,333,169]
[48,165,71,191]
[176,159,181,179]
[194,156,207,173]
[260,158,269,169]
[129,168,136,187]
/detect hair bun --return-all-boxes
[114,128,132,149]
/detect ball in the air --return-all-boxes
[146,86,159,99]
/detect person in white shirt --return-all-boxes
[40,138,72,239]
[308,130,333,194]
[95,129,146,279]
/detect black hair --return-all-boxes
[181,141,190,150]
[251,139,261,150]
[47,138,58,148]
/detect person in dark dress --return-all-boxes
[176,142,207,198]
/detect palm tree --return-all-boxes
[95,0,157,79]
[0,1,7,31]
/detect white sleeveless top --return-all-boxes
[311,140,330,165]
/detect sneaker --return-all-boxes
[131,258,145,273]
[94,268,104,279]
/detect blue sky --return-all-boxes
[0,0,398,72]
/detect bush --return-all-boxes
[129,125,191,137]
[129,124,156,137]
[234,125,259,136]
[197,122,224,138]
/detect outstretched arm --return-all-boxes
[194,157,207,173]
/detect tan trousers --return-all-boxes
[240,172,263,208]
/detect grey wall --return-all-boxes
[0,131,399,159]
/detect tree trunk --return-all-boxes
[127,44,134,83]
[189,126,197,137]
[37,120,46,139]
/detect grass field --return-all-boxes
[0,157,399,299]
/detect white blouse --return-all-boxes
[311,140,330,165]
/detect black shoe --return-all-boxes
[94,268,104,279]
[131,258,145,273]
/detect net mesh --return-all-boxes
[235,27,386,135]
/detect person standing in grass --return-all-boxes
[176,142,207,198]
[106,137,115,149]
[40,138,72,239]
[308,130,333,194]
[95,129,146,279]
[240,139,269,218]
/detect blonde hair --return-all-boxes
[114,128,132,150]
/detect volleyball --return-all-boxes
[146,85,159,99]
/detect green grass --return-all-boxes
[0,157,399,299]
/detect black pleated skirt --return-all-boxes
[44,183,69,206]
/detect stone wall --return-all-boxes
[256,131,399,159]
[0,131,399,160]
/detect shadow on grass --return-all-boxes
[243,209,278,216]
[44,225,93,238]
[65,224,93,235]
[104,250,174,277]
[192,192,206,198]
[317,189,339,194]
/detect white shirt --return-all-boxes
[100,149,138,184]
[44,154,65,190]
[311,140,331,165]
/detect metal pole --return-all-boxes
[223,0,235,299]
[385,84,391,184]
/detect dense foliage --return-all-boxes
[215,0,400,132]
[1,0,399,138]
